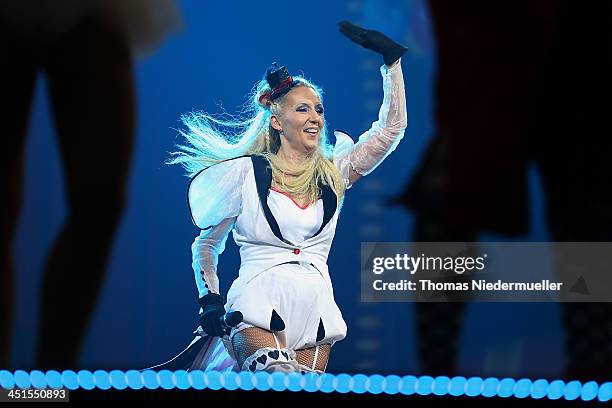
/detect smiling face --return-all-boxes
[270,85,325,156]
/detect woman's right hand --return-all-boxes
[198,293,227,337]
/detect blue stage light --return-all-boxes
[547,380,565,400]
[237,371,255,391]
[270,372,287,392]
[481,377,499,397]
[141,370,159,390]
[172,370,189,390]
[498,378,515,398]
[449,376,466,396]
[188,370,205,390]
[530,379,548,399]
[60,370,78,390]
[206,371,223,390]
[93,370,110,390]
[564,380,581,400]
[580,381,598,401]
[77,370,95,390]
[399,375,417,395]
[598,382,611,402]
[350,373,368,394]
[302,372,319,393]
[109,370,128,390]
[514,378,532,398]
[368,374,384,394]
[2,369,608,401]
[222,371,239,391]
[383,374,401,395]
[13,370,31,389]
[416,375,433,395]
[334,373,351,393]
[45,370,62,389]
[254,372,271,391]
[287,372,303,392]
[125,370,144,390]
[29,370,46,389]
[465,377,483,397]
[0,370,14,389]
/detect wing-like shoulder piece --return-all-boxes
[332,130,356,190]
[188,156,251,229]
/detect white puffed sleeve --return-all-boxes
[188,157,250,230]
[333,60,407,189]
[192,217,235,297]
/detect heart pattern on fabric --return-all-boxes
[244,348,294,372]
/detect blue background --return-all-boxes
[11,0,561,376]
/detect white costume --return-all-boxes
[156,61,406,372]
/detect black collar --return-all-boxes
[251,155,337,246]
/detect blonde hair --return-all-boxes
[169,76,345,204]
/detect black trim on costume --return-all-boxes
[312,184,337,239]
[251,155,294,245]
[187,155,251,230]
[250,155,338,244]
[270,309,286,332]
[316,318,326,342]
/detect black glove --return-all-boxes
[198,293,226,337]
[339,21,408,66]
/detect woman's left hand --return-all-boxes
[339,20,407,66]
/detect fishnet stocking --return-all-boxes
[231,327,286,368]
[295,344,331,372]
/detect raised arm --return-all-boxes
[334,60,407,187]
[335,21,408,188]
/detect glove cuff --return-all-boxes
[198,293,224,309]
[383,44,408,66]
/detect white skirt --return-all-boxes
[226,261,348,351]
[151,262,347,372]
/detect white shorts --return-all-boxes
[225,261,347,351]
